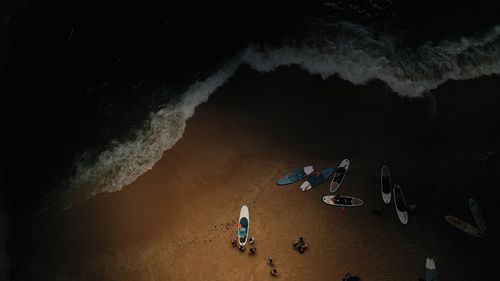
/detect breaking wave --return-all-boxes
[56,20,500,212]
[246,20,500,97]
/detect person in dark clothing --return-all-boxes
[298,246,305,253]
[249,247,256,255]
[342,272,360,281]
[270,268,278,277]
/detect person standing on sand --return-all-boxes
[270,268,278,277]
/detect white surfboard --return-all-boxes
[277,166,315,185]
[393,185,408,224]
[381,165,391,204]
[299,167,334,191]
[329,159,350,193]
[425,258,438,281]
[238,205,250,246]
[322,195,363,207]
[304,166,314,175]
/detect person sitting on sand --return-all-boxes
[249,247,256,255]
[267,256,273,265]
[249,237,255,244]
[231,239,237,247]
[270,269,278,277]
[293,240,300,249]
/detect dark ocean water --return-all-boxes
[1,1,309,214]
[1,0,500,218]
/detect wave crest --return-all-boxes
[244,20,500,97]
[57,20,500,213]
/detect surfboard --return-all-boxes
[277,166,314,185]
[329,159,349,193]
[322,195,363,207]
[469,198,487,235]
[393,185,408,224]
[381,165,391,204]
[238,205,250,246]
[425,258,438,281]
[300,167,335,191]
[445,215,484,238]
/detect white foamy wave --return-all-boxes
[51,55,244,212]
[59,21,500,212]
[243,21,500,97]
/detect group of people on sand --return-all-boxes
[266,237,308,278]
[230,231,361,279]
[231,236,256,255]
[293,236,308,253]
[268,256,278,277]
[230,236,279,277]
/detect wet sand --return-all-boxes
[12,66,500,280]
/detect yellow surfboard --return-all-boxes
[445,215,484,238]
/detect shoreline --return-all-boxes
[10,66,500,280]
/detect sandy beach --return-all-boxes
[11,66,500,280]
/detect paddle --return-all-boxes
[341,192,346,213]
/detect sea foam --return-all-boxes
[244,20,500,97]
[55,20,500,213]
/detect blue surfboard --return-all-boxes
[300,167,335,191]
[425,258,438,281]
[277,166,314,185]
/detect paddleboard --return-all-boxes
[393,185,408,224]
[329,159,349,193]
[469,198,487,235]
[381,165,391,204]
[300,167,335,191]
[445,215,484,238]
[322,195,363,207]
[238,205,250,246]
[425,258,438,281]
[277,166,314,185]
